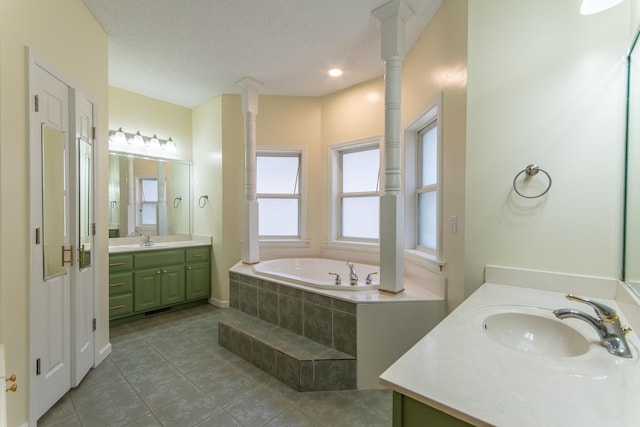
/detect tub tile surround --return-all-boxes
[228,261,447,390]
[229,271,357,357]
[379,265,640,427]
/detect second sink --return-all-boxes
[482,311,590,357]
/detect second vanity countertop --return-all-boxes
[379,280,640,426]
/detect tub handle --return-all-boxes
[328,272,342,285]
[366,272,378,285]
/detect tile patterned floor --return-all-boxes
[38,304,392,426]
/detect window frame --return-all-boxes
[137,176,158,227]
[256,149,303,240]
[404,94,443,265]
[333,140,381,243]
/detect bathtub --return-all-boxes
[252,258,380,291]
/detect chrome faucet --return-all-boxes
[554,294,633,358]
[142,234,153,246]
[347,261,358,285]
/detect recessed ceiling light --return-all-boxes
[328,68,343,77]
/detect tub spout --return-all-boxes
[347,261,358,285]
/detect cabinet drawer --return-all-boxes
[109,253,133,272]
[186,246,210,263]
[109,293,133,319]
[135,250,184,269]
[109,272,133,296]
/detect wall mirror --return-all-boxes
[625,26,640,293]
[42,125,67,279]
[78,136,93,268]
[108,152,192,239]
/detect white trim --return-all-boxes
[324,240,380,254]
[329,137,383,242]
[404,249,445,274]
[209,297,229,308]
[256,146,306,240]
[96,343,112,366]
[404,93,443,260]
[259,239,311,248]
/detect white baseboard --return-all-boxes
[209,297,229,308]
[96,342,112,366]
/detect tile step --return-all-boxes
[218,309,356,391]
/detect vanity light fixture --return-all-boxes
[580,0,624,14]
[129,131,145,147]
[328,68,343,77]
[109,128,178,159]
[148,134,160,149]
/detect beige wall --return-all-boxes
[0,0,108,425]
[109,87,193,161]
[465,0,632,297]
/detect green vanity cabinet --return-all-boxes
[109,254,134,320]
[393,392,473,427]
[109,245,211,323]
[134,249,185,311]
[185,247,211,301]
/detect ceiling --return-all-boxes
[82,0,442,108]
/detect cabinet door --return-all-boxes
[134,268,162,311]
[162,265,185,305]
[186,261,210,300]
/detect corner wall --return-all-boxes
[465,0,631,297]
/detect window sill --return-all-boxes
[324,240,380,254]
[404,249,445,274]
[259,239,311,248]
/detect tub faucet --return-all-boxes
[347,261,358,285]
[553,294,633,358]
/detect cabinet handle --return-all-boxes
[192,254,204,258]
[109,262,125,267]
[187,266,192,270]
[163,269,167,274]
[109,281,126,287]
[156,271,161,275]
[109,305,125,310]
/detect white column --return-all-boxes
[236,77,263,264]
[126,157,136,235]
[156,161,168,236]
[373,0,413,294]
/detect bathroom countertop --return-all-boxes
[109,237,211,254]
[379,282,640,427]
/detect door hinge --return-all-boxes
[92,318,96,331]
[92,127,96,140]
[36,358,41,376]
[35,95,39,112]
[92,223,96,236]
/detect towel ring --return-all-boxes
[513,164,552,199]
[198,195,209,208]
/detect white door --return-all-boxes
[70,91,95,387]
[29,61,71,422]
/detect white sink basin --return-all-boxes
[482,311,590,357]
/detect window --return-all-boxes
[404,96,442,261]
[417,122,438,252]
[138,178,158,226]
[256,152,301,238]
[338,144,380,241]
